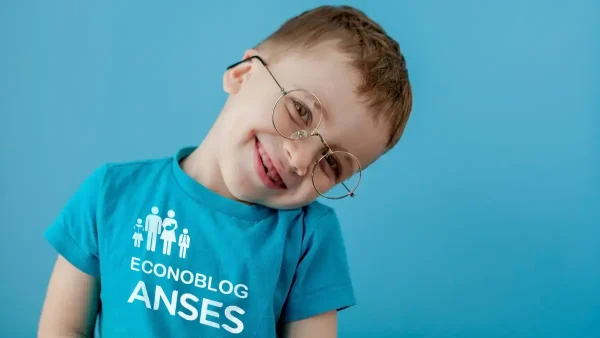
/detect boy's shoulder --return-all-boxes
[299,200,342,238]
[89,152,175,185]
[301,200,335,223]
[69,152,175,206]
[104,153,172,176]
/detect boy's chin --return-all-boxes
[264,192,321,210]
[223,172,318,209]
[259,199,315,210]
[233,189,316,210]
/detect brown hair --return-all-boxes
[257,5,413,151]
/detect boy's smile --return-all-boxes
[254,135,287,190]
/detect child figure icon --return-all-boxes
[132,218,144,248]
[178,229,190,259]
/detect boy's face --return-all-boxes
[217,45,388,209]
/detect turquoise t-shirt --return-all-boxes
[45,147,356,337]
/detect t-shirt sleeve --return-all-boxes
[44,164,107,277]
[283,209,356,322]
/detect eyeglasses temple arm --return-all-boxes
[226,55,285,93]
[342,182,354,197]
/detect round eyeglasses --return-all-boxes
[227,56,362,199]
[272,89,362,199]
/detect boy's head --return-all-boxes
[209,5,412,209]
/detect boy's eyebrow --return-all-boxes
[311,97,323,111]
[304,93,352,153]
[299,88,356,168]
[341,153,356,173]
[303,91,324,118]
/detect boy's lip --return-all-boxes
[254,137,286,190]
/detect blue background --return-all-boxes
[1,1,598,337]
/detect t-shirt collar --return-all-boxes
[171,147,275,221]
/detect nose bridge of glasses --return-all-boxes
[315,132,333,155]
[284,136,324,173]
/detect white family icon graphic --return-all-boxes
[133,206,191,259]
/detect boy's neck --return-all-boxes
[180,127,232,200]
[179,122,255,206]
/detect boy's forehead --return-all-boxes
[272,48,388,166]
[322,97,388,168]
[275,45,355,84]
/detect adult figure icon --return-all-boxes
[145,206,162,252]
[160,210,178,255]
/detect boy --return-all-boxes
[38,5,412,338]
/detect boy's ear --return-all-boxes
[223,49,260,94]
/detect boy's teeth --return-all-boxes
[268,170,281,182]
[264,161,282,182]
[264,160,282,183]
[258,142,284,186]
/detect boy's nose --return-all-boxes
[283,138,322,177]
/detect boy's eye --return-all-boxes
[322,153,341,179]
[292,100,313,126]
